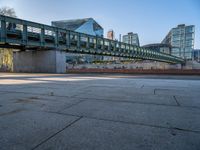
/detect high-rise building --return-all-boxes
[107,30,115,40]
[193,49,200,62]
[162,24,195,59]
[142,43,171,54]
[103,30,117,61]
[122,32,140,46]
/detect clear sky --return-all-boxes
[0,0,200,48]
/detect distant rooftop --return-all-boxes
[127,32,137,35]
[173,24,195,29]
[177,24,186,27]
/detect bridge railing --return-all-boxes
[0,15,184,64]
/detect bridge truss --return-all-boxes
[0,15,184,64]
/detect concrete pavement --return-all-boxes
[0,73,200,150]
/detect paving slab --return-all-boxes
[154,88,200,97]
[1,73,200,150]
[0,86,86,97]
[0,110,78,150]
[35,118,200,150]
[61,100,200,132]
[74,86,177,106]
[175,95,200,108]
[0,92,83,112]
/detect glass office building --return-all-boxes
[162,24,195,59]
[193,49,200,62]
[123,32,140,46]
[142,43,171,54]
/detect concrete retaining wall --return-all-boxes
[66,61,183,70]
[66,68,200,75]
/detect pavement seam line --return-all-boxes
[74,96,180,108]
[58,99,86,112]
[154,89,156,95]
[0,90,74,98]
[50,112,200,134]
[31,116,83,150]
[72,96,200,110]
[173,95,180,106]
[83,116,200,134]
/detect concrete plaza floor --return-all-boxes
[0,73,200,150]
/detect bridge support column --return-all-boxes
[13,50,66,73]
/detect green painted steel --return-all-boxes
[0,15,184,64]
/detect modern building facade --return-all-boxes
[103,30,116,61]
[123,32,140,46]
[142,43,171,54]
[193,49,200,62]
[107,30,115,40]
[52,18,104,63]
[162,24,195,59]
[52,18,103,37]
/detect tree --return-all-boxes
[0,6,17,17]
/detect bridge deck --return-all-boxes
[0,15,184,64]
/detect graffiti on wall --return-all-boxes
[0,48,13,72]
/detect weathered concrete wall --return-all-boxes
[182,61,200,70]
[66,61,183,70]
[13,51,35,72]
[55,51,67,73]
[13,50,66,73]
[0,48,13,72]
[34,51,56,73]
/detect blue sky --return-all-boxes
[0,0,199,48]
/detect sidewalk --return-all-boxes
[0,73,200,150]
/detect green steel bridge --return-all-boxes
[0,15,184,64]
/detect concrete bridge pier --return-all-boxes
[12,50,66,73]
[13,50,66,73]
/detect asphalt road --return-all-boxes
[0,73,200,150]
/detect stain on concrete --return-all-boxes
[15,98,35,104]
[0,109,24,117]
[29,96,40,100]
